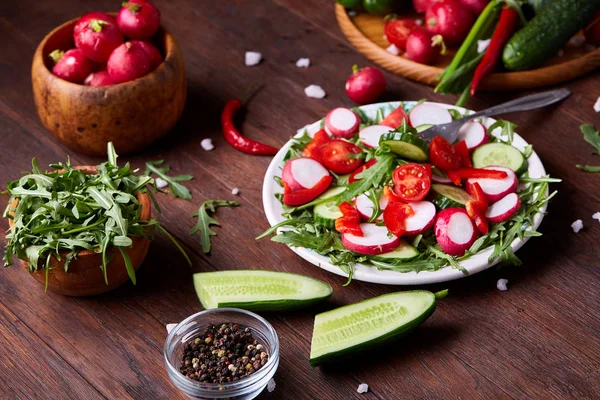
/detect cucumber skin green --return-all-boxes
[433,194,466,210]
[471,143,528,175]
[503,0,600,71]
[379,131,429,162]
[309,291,436,366]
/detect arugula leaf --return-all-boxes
[190,200,239,253]
[145,160,193,199]
[581,124,600,154]
[284,130,312,161]
[488,119,517,144]
[576,165,600,172]
[337,154,395,203]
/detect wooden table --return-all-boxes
[1,1,599,398]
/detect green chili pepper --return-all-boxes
[337,0,362,10]
[362,0,396,15]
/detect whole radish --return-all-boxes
[585,11,600,45]
[412,0,432,13]
[459,0,489,16]
[135,40,163,70]
[74,12,123,63]
[118,0,161,39]
[426,0,474,45]
[345,65,386,104]
[49,49,94,84]
[84,71,115,86]
[405,29,444,64]
[107,41,152,83]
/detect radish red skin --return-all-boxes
[404,201,436,236]
[341,224,400,255]
[426,0,474,45]
[118,0,161,40]
[435,207,478,256]
[324,108,360,138]
[281,157,330,192]
[456,121,489,151]
[458,0,489,16]
[413,0,433,13]
[74,12,124,63]
[84,71,115,86]
[133,40,163,71]
[51,49,94,84]
[345,66,386,104]
[405,29,438,65]
[107,41,153,83]
[486,193,521,223]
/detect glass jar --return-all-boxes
[164,308,279,400]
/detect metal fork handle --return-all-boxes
[461,88,572,122]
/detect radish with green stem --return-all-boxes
[405,29,445,65]
[426,0,474,45]
[74,12,123,63]
[49,49,94,83]
[345,65,386,104]
[118,0,161,39]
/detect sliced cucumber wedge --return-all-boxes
[194,270,333,311]
[310,291,436,366]
[472,143,527,175]
[430,183,473,209]
[296,186,347,211]
[370,240,419,261]
[415,124,434,133]
[379,132,429,162]
[314,201,343,228]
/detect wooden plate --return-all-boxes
[335,3,600,91]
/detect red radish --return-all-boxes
[584,11,600,45]
[355,193,389,221]
[405,29,443,65]
[349,158,377,183]
[426,0,474,45]
[459,0,489,16]
[413,0,433,13]
[73,12,123,63]
[485,193,521,223]
[84,71,115,86]
[409,103,453,127]
[135,40,163,70]
[49,49,94,84]
[324,108,360,138]
[384,18,419,51]
[107,41,153,83]
[359,125,392,148]
[465,166,517,203]
[404,201,436,235]
[435,207,478,256]
[281,157,330,192]
[118,0,161,39]
[341,223,400,255]
[456,121,489,151]
[345,65,386,104]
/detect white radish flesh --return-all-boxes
[432,171,452,184]
[281,157,330,192]
[409,104,453,127]
[435,207,478,256]
[465,166,518,203]
[456,121,488,151]
[404,201,437,235]
[359,125,392,148]
[342,223,400,255]
[355,194,389,221]
[325,108,360,138]
[486,193,521,223]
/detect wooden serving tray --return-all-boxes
[335,3,600,91]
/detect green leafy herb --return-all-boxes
[89,19,108,33]
[145,160,194,199]
[576,165,600,172]
[488,119,517,144]
[575,124,600,172]
[284,130,312,161]
[190,200,239,253]
[337,154,395,203]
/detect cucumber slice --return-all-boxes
[296,186,347,211]
[194,270,332,311]
[472,143,527,175]
[314,200,343,228]
[430,184,473,209]
[379,132,429,162]
[415,124,434,133]
[310,291,436,366]
[370,240,419,261]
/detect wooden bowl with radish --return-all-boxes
[31,11,186,156]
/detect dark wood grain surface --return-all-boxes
[1,1,599,399]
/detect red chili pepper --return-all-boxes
[221,99,279,155]
[335,202,363,236]
[470,5,520,95]
[447,168,508,186]
[454,140,472,168]
[469,182,488,207]
[465,182,489,235]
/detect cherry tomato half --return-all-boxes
[321,139,364,174]
[429,136,462,171]
[392,163,432,202]
[385,18,419,51]
[303,129,330,164]
[380,104,409,129]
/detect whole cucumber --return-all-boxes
[503,0,600,71]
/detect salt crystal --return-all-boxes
[557,49,564,57]
[386,44,400,56]
[155,177,168,189]
[415,19,423,26]
[357,383,369,394]
[245,51,262,66]
[267,379,276,392]
[201,138,214,151]
[477,39,491,54]
[593,212,600,222]
[231,187,239,195]
[569,36,585,47]
[304,84,326,99]
[594,97,600,113]
[166,324,177,334]
[571,219,583,233]
[497,279,508,291]
[348,10,357,17]
[296,58,310,68]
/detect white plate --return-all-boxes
[262,102,548,285]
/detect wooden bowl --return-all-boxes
[31,16,187,156]
[7,167,152,296]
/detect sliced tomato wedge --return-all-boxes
[335,201,363,236]
[466,199,489,235]
[454,140,472,168]
[312,129,330,145]
[303,129,330,164]
[380,105,409,129]
[447,168,508,186]
[320,139,364,174]
[349,158,377,183]
[429,136,462,171]
[383,202,414,237]
[282,175,332,206]
[385,18,419,51]
[383,185,403,202]
[391,163,432,202]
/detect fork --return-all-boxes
[418,88,572,143]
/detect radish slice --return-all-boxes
[324,108,360,139]
[409,104,453,127]
[456,121,488,151]
[355,193,389,221]
[435,207,478,256]
[359,125,392,148]
[404,201,437,235]
[465,166,518,203]
[486,193,521,223]
[282,157,330,192]
[342,223,400,255]
[432,169,452,184]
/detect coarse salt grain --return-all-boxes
[569,36,585,47]
[231,188,239,195]
[594,97,600,113]
[571,219,583,233]
[166,324,177,334]
[155,177,168,189]
[477,39,491,54]
[357,383,369,394]
[296,57,310,68]
[497,279,508,291]
[201,138,215,151]
[415,19,423,26]
[348,10,357,17]
[267,379,276,392]
[245,51,262,66]
[304,84,326,99]
[593,212,600,222]
[386,44,400,55]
